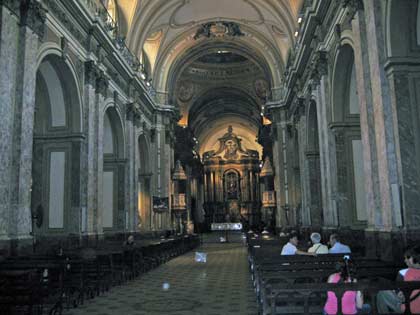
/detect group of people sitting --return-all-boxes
[281,232,350,256]
[279,232,420,314]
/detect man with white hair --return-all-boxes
[308,232,329,254]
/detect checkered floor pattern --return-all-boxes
[66,236,258,315]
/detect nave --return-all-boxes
[67,235,257,315]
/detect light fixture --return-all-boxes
[294,31,299,37]
[146,81,151,87]
[140,72,146,80]
[298,17,303,24]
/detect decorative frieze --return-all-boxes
[193,21,244,40]
[43,0,87,47]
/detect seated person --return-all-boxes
[329,233,351,254]
[308,232,329,254]
[377,247,420,314]
[123,235,135,247]
[324,258,370,315]
[281,232,316,256]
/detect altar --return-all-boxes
[211,222,242,242]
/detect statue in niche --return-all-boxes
[226,172,238,199]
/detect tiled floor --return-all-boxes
[66,235,258,315]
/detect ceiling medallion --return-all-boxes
[177,81,194,102]
[193,21,244,40]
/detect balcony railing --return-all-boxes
[81,0,147,79]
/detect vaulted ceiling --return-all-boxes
[115,0,303,157]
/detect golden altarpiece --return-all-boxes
[202,127,261,226]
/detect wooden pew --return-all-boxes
[0,256,66,315]
[266,280,420,315]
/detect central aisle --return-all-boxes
[67,236,258,315]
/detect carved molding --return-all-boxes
[193,21,244,40]
[84,60,109,96]
[310,50,328,86]
[126,102,142,124]
[0,0,47,41]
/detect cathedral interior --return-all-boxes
[1,0,420,314]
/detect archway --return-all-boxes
[137,134,152,230]
[31,55,82,234]
[331,44,367,228]
[102,106,125,231]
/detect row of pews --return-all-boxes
[247,233,420,315]
[0,234,200,315]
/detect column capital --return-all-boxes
[310,50,328,86]
[126,102,142,124]
[20,0,47,38]
[84,61,109,96]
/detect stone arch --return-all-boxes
[331,44,359,124]
[31,54,83,234]
[137,133,152,230]
[330,44,367,228]
[36,44,83,132]
[102,104,125,159]
[102,105,126,231]
[151,25,284,99]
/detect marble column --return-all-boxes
[298,112,311,226]
[388,68,420,229]
[84,62,98,235]
[363,0,402,230]
[332,127,352,227]
[313,77,339,227]
[270,106,289,228]
[0,5,21,241]
[0,2,46,246]
[352,10,381,229]
[96,78,107,236]
[306,152,323,227]
[125,106,137,232]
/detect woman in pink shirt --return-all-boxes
[323,258,370,315]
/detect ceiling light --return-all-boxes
[146,81,151,87]
[298,17,303,24]
[294,31,299,37]
[140,72,146,80]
